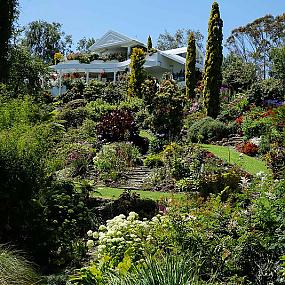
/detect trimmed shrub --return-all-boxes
[187,117,228,143]
[57,106,88,128]
[144,153,164,168]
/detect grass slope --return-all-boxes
[93,186,185,201]
[199,144,271,175]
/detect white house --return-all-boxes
[50,30,204,94]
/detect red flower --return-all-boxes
[235,116,243,125]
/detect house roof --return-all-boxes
[89,30,145,51]
[159,51,186,65]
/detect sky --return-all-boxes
[18,0,285,49]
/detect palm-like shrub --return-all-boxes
[0,246,40,285]
[107,255,205,285]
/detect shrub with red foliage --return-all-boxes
[236,141,259,156]
[260,109,275,118]
[235,116,243,125]
[96,109,136,142]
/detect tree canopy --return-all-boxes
[157,28,204,52]
[0,0,18,83]
[76,37,96,52]
[21,20,73,63]
[226,13,285,79]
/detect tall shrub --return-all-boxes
[128,48,146,97]
[185,32,196,99]
[0,0,18,83]
[203,1,223,118]
[147,35,153,51]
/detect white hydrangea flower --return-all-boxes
[87,230,93,237]
[92,231,99,239]
[86,239,94,248]
[99,225,107,232]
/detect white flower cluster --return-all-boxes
[85,212,170,264]
[249,137,261,147]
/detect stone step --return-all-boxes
[125,172,151,176]
[126,175,150,180]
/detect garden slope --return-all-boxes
[199,144,271,175]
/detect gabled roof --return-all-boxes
[162,47,187,55]
[162,46,204,57]
[159,50,186,65]
[89,30,145,51]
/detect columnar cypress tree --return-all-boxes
[147,36,153,51]
[0,0,18,83]
[203,1,223,118]
[128,48,146,97]
[185,32,196,99]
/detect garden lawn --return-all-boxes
[93,186,185,201]
[199,144,272,175]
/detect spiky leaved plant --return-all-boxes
[203,1,223,118]
[106,254,206,285]
[185,32,196,99]
[0,245,40,285]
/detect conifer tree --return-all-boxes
[128,48,146,97]
[203,1,223,118]
[185,32,196,98]
[147,36,153,51]
[0,0,18,83]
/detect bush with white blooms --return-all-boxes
[85,212,174,265]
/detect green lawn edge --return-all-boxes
[199,144,272,175]
[93,186,185,201]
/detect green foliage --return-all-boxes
[0,0,18,83]
[157,28,204,52]
[249,78,284,105]
[0,123,51,246]
[37,181,90,266]
[240,106,274,138]
[76,37,96,52]
[222,53,257,92]
[107,255,204,285]
[185,32,196,99]
[57,106,88,128]
[141,77,159,108]
[149,79,184,140]
[200,144,271,175]
[187,117,228,143]
[0,97,48,130]
[203,1,223,118]
[85,99,116,121]
[270,46,285,88]
[93,142,140,181]
[144,153,163,168]
[22,20,73,63]
[8,46,48,95]
[218,94,249,122]
[0,246,40,285]
[83,81,127,104]
[128,48,146,97]
[226,13,285,79]
[147,35,152,51]
[85,212,177,267]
